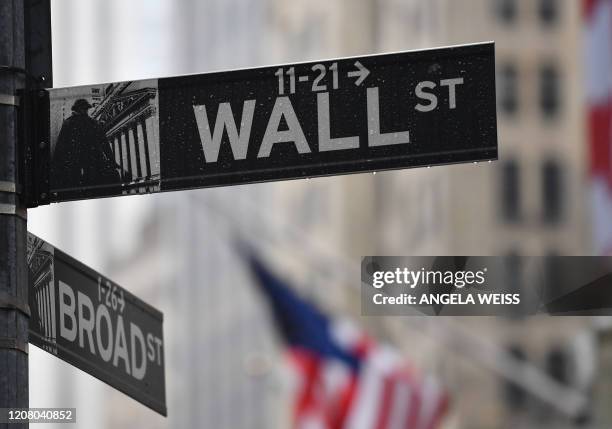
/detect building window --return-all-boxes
[504,251,525,317]
[504,252,522,293]
[538,0,559,25]
[503,344,528,409]
[500,160,521,222]
[539,64,561,119]
[546,345,570,386]
[499,64,518,115]
[542,159,563,224]
[542,251,561,303]
[495,0,517,23]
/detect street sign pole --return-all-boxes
[0,1,29,427]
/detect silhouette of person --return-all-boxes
[52,98,120,190]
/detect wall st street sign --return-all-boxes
[27,233,166,415]
[25,42,497,206]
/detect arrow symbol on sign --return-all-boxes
[347,61,370,86]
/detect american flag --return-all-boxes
[245,252,449,429]
[585,0,612,255]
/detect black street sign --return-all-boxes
[26,42,497,206]
[26,233,166,416]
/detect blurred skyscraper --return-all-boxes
[372,1,595,428]
[266,1,598,428]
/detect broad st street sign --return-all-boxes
[26,233,166,415]
[25,42,497,206]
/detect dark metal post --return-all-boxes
[0,1,29,428]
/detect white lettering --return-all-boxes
[113,315,130,375]
[440,78,464,109]
[77,291,96,355]
[258,96,310,157]
[367,87,410,147]
[96,304,113,362]
[193,100,255,162]
[154,337,163,366]
[317,92,359,151]
[130,323,147,380]
[415,81,438,112]
[147,333,155,362]
[58,281,77,342]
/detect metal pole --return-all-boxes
[0,1,29,428]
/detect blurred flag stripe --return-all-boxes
[387,381,410,429]
[375,375,395,429]
[585,0,612,254]
[347,355,385,429]
[417,377,449,429]
[244,250,448,429]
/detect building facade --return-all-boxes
[29,1,601,429]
